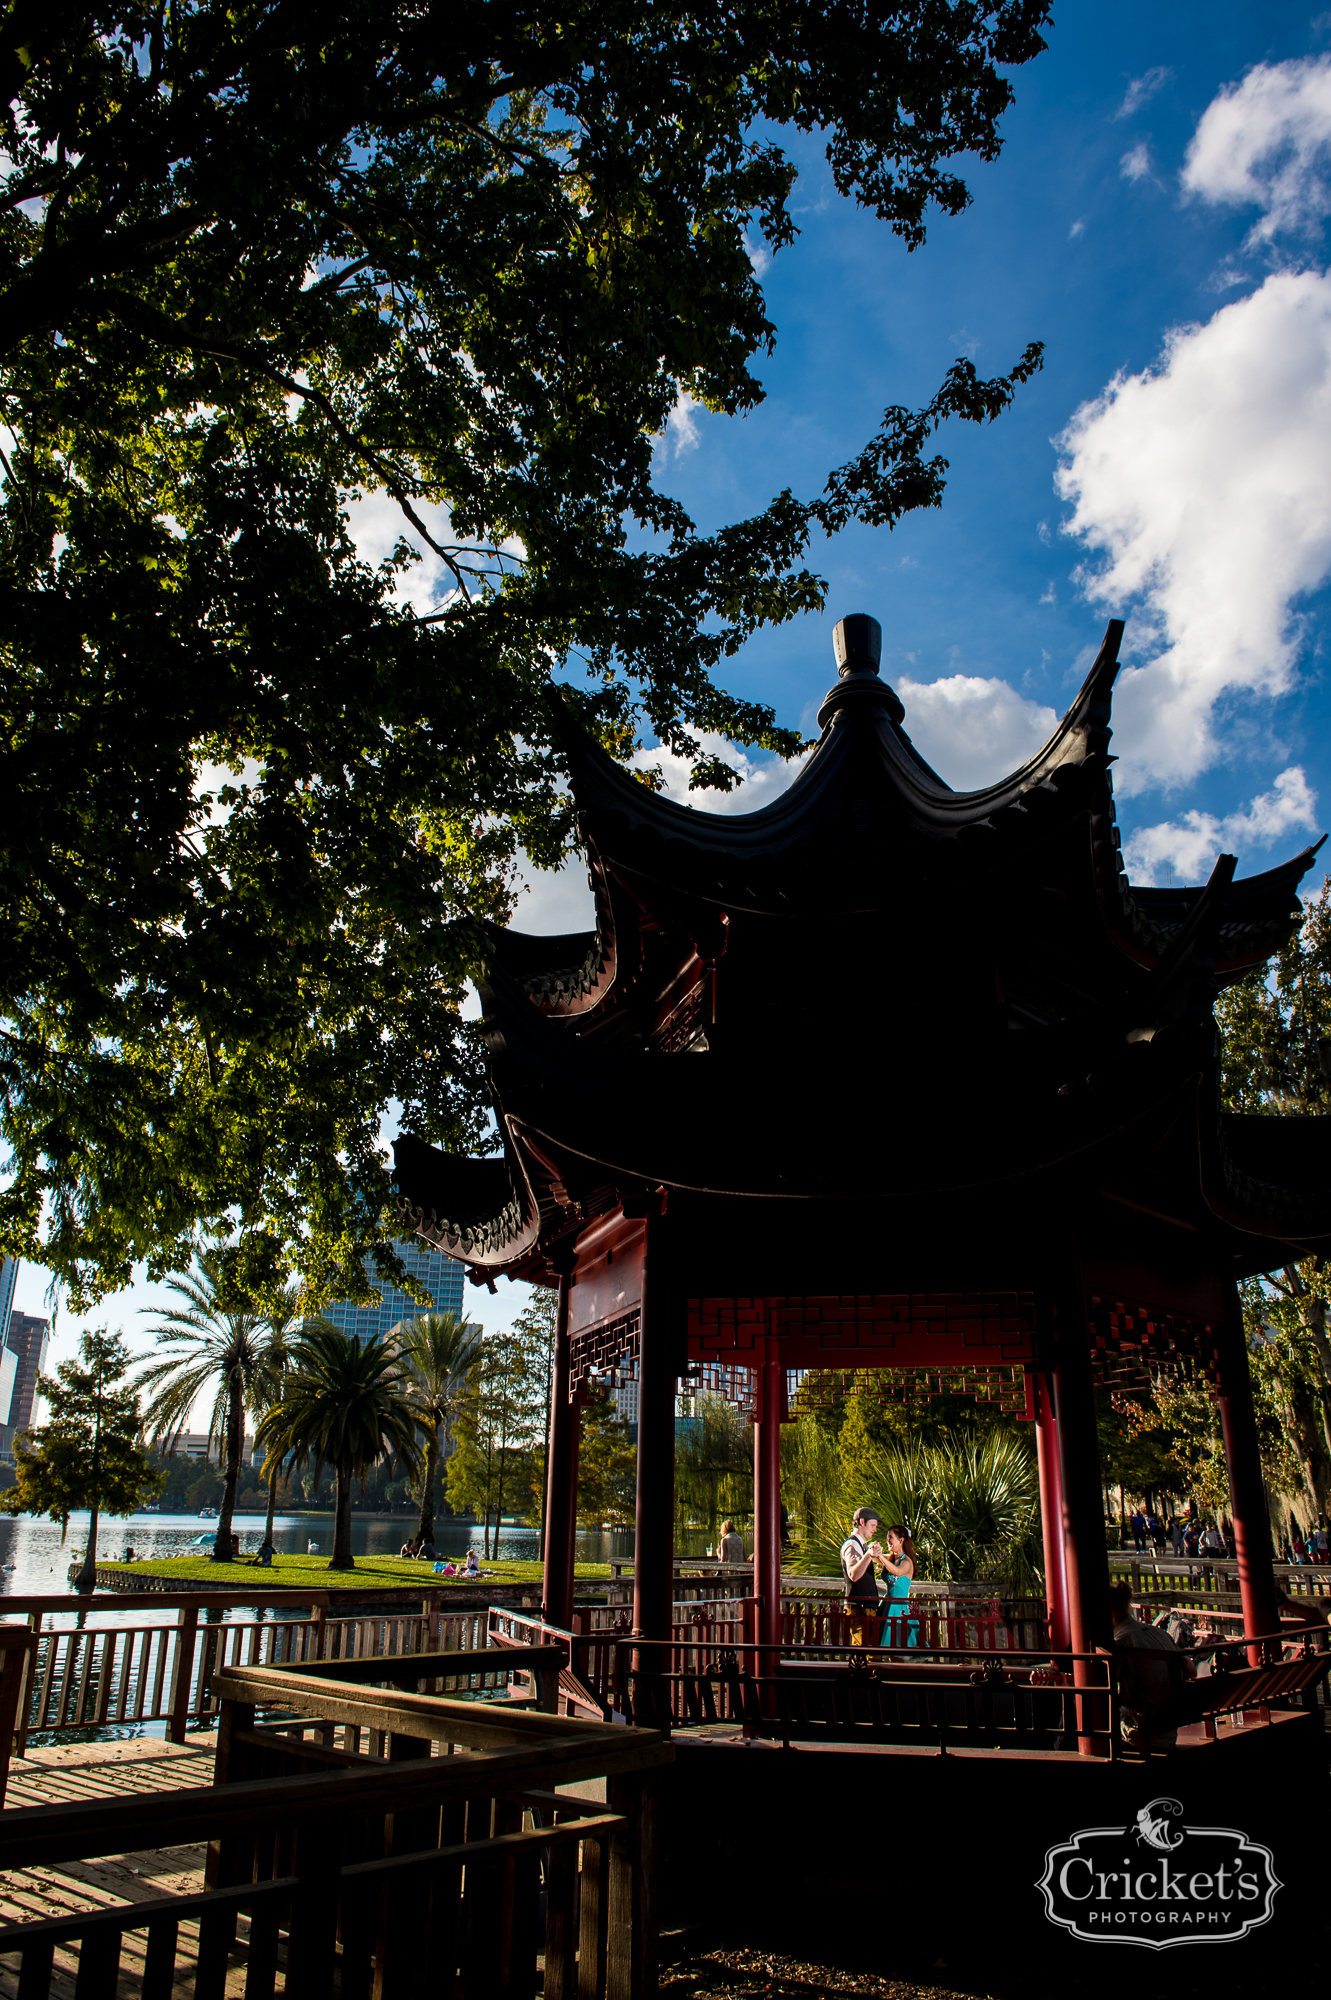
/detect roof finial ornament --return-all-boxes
[819,612,904,728]
[832,614,882,677]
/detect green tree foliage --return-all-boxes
[255,1320,419,1567]
[394,1309,480,1547]
[134,1247,273,1560]
[445,1331,546,1555]
[789,1429,1039,1589]
[674,1394,753,1543]
[1,1329,164,1582]
[0,1,1048,1310]
[574,1392,638,1529]
[1215,884,1331,1526]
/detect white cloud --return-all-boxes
[509,852,596,934]
[895,676,1056,791]
[1069,218,1086,240]
[743,229,772,276]
[1122,766,1318,885]
[1056,268,1331,791]
[1183,54,1331,243]
[1120,143,1154,183]
[631,731,810,813]
[344,489,461,618]
[662,390,704,459]
[1115,68,1173,121]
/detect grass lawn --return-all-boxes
[98,1552,612,1591]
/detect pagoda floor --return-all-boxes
[662,1710,1327,1983]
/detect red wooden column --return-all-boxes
[542,1273,580,1632]
[1042,1258,1113,1755]
[1215,1279,1278,1664]
[631,1203,676,1671]
[753,1336,783,1664]
[1032,1367,1071,1654]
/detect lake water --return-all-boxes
[0,1511,635,1627]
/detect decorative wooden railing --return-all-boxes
[0,1654,671,2000]
[0,1591,499,1787]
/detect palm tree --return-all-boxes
[394,1311,480,1549]
[136,1250,271,1562]
[256,1320,420,1568]
[250,1288,303,1549]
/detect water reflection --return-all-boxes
[0,1511,635,1624]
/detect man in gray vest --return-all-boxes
[840,1506,884,1647]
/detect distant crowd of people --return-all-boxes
[1124,1505,1331,1564]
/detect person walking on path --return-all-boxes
[1130,1509,1147,1554]
[840,1506,883,1648]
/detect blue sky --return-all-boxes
[18,2,1331,1385]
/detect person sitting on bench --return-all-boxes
[1111,1582,1191,1751]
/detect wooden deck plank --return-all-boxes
[0,1738,233,1999]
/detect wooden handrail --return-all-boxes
[261,1642,566,1684]
[0,1730,671,1870]
[212,1661,614,1748]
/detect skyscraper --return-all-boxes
[0,1258,17,1343]
[6,1311,51,1437]
[320,1238,467,1344]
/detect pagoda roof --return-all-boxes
[395,613,1327,1288]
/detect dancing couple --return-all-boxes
[840,1504,917,1648]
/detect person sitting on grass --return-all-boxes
[464,1548,481,1577]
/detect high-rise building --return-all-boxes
[320,1238,467,1344]
[6,1311,51,1437]
[0,1258,18,1346]
[0,1259,19,1449]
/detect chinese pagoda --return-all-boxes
[395,614,1331,1738]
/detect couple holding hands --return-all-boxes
[840,1504,917,1648]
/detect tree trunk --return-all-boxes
[263,1459,279,1547]
[1287,1374,1331,1520]
[330,1457,355,1569]
[213,1371,244,1561]
[493,1454,506,1565]
[74,1500,100,1589]
[415,1432,439,1547]
[1300,1291,1331,1461]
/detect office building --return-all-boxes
[0,1258,17,1347]
[159,1431,258,1465]
[6,1311,51,1437]
[321,1237,466,1344]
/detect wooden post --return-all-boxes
[167,1602,199,1745]
[1216,1280,1279,1664]
[632,1205,676,1678]
[544,1270,582,1632]
[753,1338,782,1671]
[606,1767,659,2000]
[374,1730,435,2000]
[205,1696,256,1889]
[1033,1369,1070,1652]
[13,1613,40,1762]
[1042,1261,1113,1756]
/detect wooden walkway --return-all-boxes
[0,1734,223,1998]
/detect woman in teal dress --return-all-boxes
[879,1524,918,1648]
